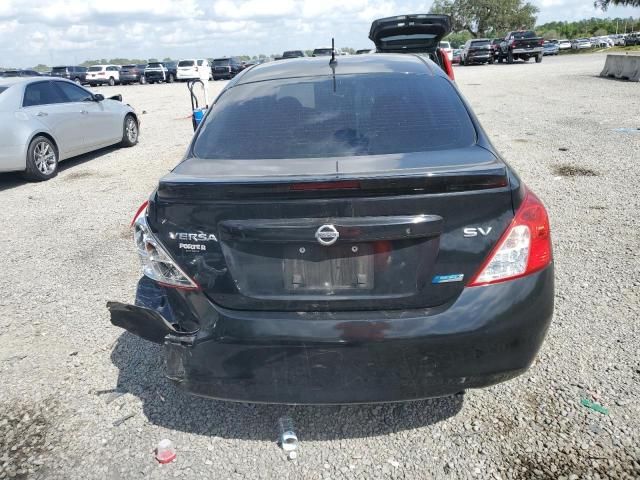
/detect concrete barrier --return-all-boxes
[600,53,640,82]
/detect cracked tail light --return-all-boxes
[468,189,551,286]
[132,202,199,290]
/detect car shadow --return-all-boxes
[109,332,464,441]
[0,145,119,193]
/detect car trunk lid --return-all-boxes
[369,14,451,53]
[149,146,514,312]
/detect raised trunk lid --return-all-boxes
[369,14,452,53]
[149,147,514,312]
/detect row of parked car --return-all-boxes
[0,57,249,85]
[446,31,639,66]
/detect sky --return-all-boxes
[0,0,638,67]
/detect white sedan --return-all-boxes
[0,77,139,181]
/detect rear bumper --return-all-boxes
[108,266,554,404]
[512,47,543,55]
[120,74,140,82]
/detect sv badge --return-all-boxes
[463,227,493,238]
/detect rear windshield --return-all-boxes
[88,66,102,72]
[147,63,162,68]
[283,51,303,57]
[193,74,475,160]
[214,59,230,66]
[512,31,537,39]
[313,49,333,56]
[52,67,68,72]
[439,42,451,48]
[471,40,490,46]
[122,65,135,69]
[179,60,195,67]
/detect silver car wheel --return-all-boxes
[126,117,138,143]
[33,141,57,175]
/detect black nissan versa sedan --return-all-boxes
[108,52,554,405]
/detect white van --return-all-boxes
[176,59,210,82]
[439,41,453,61]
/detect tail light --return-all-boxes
[509,39,515,47]
[468,189,551,286]
[290,180,360,191]
[539,39,544,46]
[131,202,199,290]
[437,48,455,81]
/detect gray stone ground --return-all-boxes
[0,52,638,479]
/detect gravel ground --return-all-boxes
[1,53,639,480]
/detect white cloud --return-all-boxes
[0,0,638,67]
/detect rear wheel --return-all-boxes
[24,136,58,181]
[74,77,81,84]
[120,114,139,147]
[536,54,543,63]
[108,77,115,86]
[140,75,147,85]
[167,73,175,83]
[507,52,514,64]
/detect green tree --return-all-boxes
[32,64,50,72]
[542,29,559,39]
[430,0,539,38]
[595,0,640,10]
[162,57,173,62]
[446,31,473,47]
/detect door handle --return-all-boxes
[36,112,48,117]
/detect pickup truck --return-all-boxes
[143,61,177,84]
[496,30,544,64]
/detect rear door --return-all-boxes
[369,14,451,53]
[22,81,85,157]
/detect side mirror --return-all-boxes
[93,93,105,102]
[109,94,122,102]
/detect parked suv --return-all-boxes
[176,59,211,82]
[282,50,306,58]
[144,61,177,84]
[460,39,492,65]
[211,57,243,80]
[119,64,147,84]
[624,33,639,47]
[50,66,88,84]
[86,65,121,86]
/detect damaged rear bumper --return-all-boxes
[108,266,554,404]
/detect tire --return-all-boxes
[507,52,514,64]
[23,135,58,181]
[120,114,139,147]
[497,55,503,63]
[536,54,543,63]
[108,77,115,86]
[140,76,146,85]
[488,57,494,64]
[167,73,175,83]
[74,77,81,84]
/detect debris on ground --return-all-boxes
[113,413,135,427]
[278,416,298,460]
[580,398,609,415]
[155,439,177,464]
